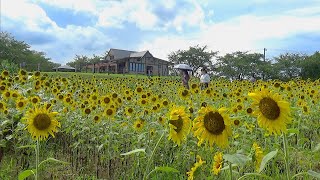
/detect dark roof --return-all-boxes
[107,49,135,60]
[105,48,169,62]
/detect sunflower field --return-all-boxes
[0,70,319,180]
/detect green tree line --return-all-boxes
[66,54,103,73]
[168,45,320,81]
[0,31,60,72]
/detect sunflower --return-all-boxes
[193,106,232,148]
[186,155,206,180]
[30,96,41,105]
[22,106,60,141]
[93,114,102,123]
[212,152,223,175]
[104,107,116,118]
[252,142,263,172]
[248,89,291,135]
[16,98,28,111]
[0,101,7,113]
[167,107,191,146]
[133,118,144,131]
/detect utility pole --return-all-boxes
[262,48,267,80]
[263,48,267,62]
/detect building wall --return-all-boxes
[127,56,169,76]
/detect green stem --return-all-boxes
[283,133,290,180]
[143,131,165,180]
[237,173,273,180]
[36,140,39,180]
[229,162,233,180]
[290,172,308,179]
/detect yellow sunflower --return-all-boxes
[252,142,263,172]
[193,106,232,148]
[248,89,291,135]
[212,152,223,175]
[133,118,144,131]
[167,107,191,146]
[22,106,60,141]
[186,155,206,180]
[16,98,28,111]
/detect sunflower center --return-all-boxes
[203,111,225,135]
[259,97,280,120]
[33,113,51,130]
[169,116,183,133]
[106,109,113,115]
[18,102,24,107]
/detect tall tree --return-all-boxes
[0,31,57,71]
[168,45,218,74]
[273,53,306,80]
[215,51,267,80]
[300,51,320,80]
[67,55,89,72]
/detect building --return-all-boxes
[53,65,76,72]
[88,49,172,76]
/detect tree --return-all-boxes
[168,45,218,74]
[88,54,102,73]
[215,51,267,80]
[300,51,320,80]
[0,31,57,71]
[273,53,306,80]
[67,55,89,72]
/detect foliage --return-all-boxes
[215,51,265,80]
[67,54,102,72]
[168,45,218,74]
[272,53,306,80]
[0,71,319,179]
[0,31,60,71]
[0,59,19,73]
[300,51,320,80]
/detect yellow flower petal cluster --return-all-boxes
[193,106,232,148]
[23,106,60,141]
[168,106,191,146]
[187,155,206,180]
[249,89,291,135]
[212,152,223,175]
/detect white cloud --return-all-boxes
[170,1,207,32]
[2,0,112,64]
[139,7,320,59]
[96,0,159,30]
[3,0,58,31]
[34,0,99,13]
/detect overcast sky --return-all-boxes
[2,0,320,64]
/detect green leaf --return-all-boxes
[38,158,70,168]
[120,148,146,156]
[259,149,278,173]
[18,145,36,149]
[154,166,180,173]
[313,143,320,152]
[287,128,299,135]
[307,170,320,178]
[0,139,6,147]
[18,169,36,180]
[1,120,10,126]
[223,153,251,167]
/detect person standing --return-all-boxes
[200,68,210,89]
[180,69,190,89]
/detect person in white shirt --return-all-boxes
[200,68,210,89]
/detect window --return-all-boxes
[129,63,145,72]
